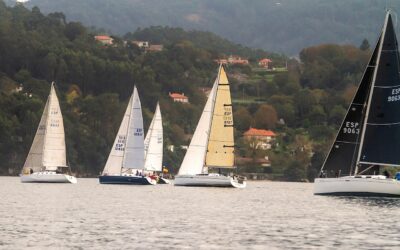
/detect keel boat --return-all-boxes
[20,83,77,184]
[174,65,246,188]
[99,86,156,185]
[314,12,400,197]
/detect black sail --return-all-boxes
[359,13,400,167]
[320,34,381,177]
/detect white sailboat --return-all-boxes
[99,86,157,185]
[174,65,246,188]
[314,11,400,196]
[20,83,77,183]
[144,103,168,184]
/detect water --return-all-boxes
[1,177,400,249]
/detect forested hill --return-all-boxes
[5,0,400,55]
[0,1,284,176]
[0,2,374,181]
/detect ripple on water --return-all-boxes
[1,177,400,249]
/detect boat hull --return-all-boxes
[20,172,77,184]
[314,176,400,197]
[157,177,170,184]
[99,175,156,185]
[174,174,246,188]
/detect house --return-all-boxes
[227,55,249,65]
[169,92,189,103]
[94,35,113,45]
[243,127,276,150]
[216,55,249,65]
[259,58,272,68]
[131,40,149,48]
[146,44,164,52]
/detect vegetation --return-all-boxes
[0,2,372,182]
[6,0,400,55]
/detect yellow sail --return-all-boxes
[205,66,235,168]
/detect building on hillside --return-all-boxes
[169,92,189,103]
[243,127,276,150]
[258,58,272,68]
[131,40,149,48]
[146,44,164,52]
[215,55,249,65]
[94,35,113,45]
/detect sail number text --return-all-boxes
[134,128,143,136]
[115,135,126,151]
[343,122,359,134]
[223,107,233,126]
[388,88,400,102]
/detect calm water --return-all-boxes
[1,177,400,249]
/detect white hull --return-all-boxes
[20,171,77,184]
[314,176,400,197]
[174,174,246,188]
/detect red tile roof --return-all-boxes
[259,58,272,63]
[243,128,276,137]
[95,35,112,40]
[169,93,188,99]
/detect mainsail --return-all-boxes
[358,13,400,168]
[205,66,235,168]
[123,86,145,169]
[144,102,163,172]
[178,80,218,175]
[320,35,381,177]
[23,83,67,172]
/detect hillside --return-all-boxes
[0,2,374,181]
[5,0,400,55]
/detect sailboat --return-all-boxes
[20,83,77,183]
[174,65,246,188]
[99,86,157,185]
[143,103,169,184]
[314,11,400,196]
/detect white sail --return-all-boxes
[178,80,218,175]
[123,86,145,169]
[102,94,134,175]
[41,83,67,170]
[22,98,50,172]
[144,103,163,172]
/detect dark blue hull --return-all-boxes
[99,175,155,185]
